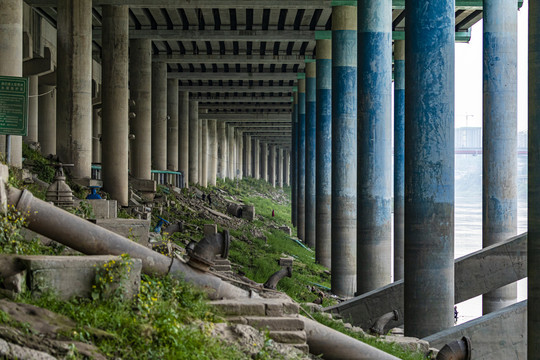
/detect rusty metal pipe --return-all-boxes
[6,187,249,300]
[436,336,471,360]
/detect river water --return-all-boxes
[453,154,527,324]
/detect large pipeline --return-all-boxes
[3,183,401,359]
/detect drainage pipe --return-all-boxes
[302,316,400,360]
[369,310,399,335]
[5,186,249,300]
[436,336,471,360]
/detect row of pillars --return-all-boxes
[0,0,289,211]
[291,1,526,340]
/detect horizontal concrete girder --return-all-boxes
[168,72,298,81]
[225,122,291,127]
[154,54,308,65]
[324,232,527,332]
[200,113,291,121]
[200,104,291,110]
[25,0,331,8]
[194,96,292,103]
[179,85,293,93]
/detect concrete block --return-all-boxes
[293,344,310,354]
[266,300,299,317]
[211,299,266,316]
[211,265,232,272]
[0,178,7,213]
[16,255,142,301]
[0,164,8,183]
[85,199,117,219]
[424,300,526,360]
[279,258,294,267]
[279,226,292,235]
[130,178,156,193]
[268,330,307,344]
[244,316,304,331]
[204,224,218,236]
[94,218,150,246]
[382,336,430,353]
[242,205,255,221]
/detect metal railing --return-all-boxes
[90,165,184,189]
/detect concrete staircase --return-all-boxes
[210,297,309,353]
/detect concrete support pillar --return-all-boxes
[57,0,92,177]
[167,79,179,171]
[151,61,167,170]
[236,129,243,179]
[404,0,455,338]
[227,125,235,179]
[38,85,56,157]
[102,5,129,206]
[217,121,227,179]
[92,108,101,164]
[316,36,332,269]
[331,5,357,297]
[188,100,199,184]
[261,142,268,182]
[278,148,284,188]
[284,150,290,186]
[245,134,251,177]
[129,39,152,180]
[393,40,405,281]
[25,76,38,144]
[208,119,217,186]
[253,138,260,180]
[356,0,392,294]
[178,91,189,186]
[198,115,203,181]
[305,61,317,248]
[297,78,307,241]
[528,0,540,354]
[0,0,23,167]
[482,0,518,315]
[292,92,298,226]
[201,119,208,187]
[269,144,276,187]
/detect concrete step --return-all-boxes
[211,264,232,272]
[268,330,307,344]
[214,259,231,266]
[211,298,299,317]
[227,316,304,331]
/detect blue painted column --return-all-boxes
[297,78,307,241]
[331,4,357,297]
[305,62,317,248]
[316,34,332,268]
[404,0,455,338]
[292,90,298,227]
[529,0,540,354]
[356,0,392,295]
[482,0,518,315]
[393,40,405,281]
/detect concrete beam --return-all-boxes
[226,127,291,132]
[94,29,313,42]
[23,47,54,76]
[324,232,527,332]
[25,0,331,9]
[154,54,308,65]
[225,122,291,127]
[200,104,292,110]
[178,85,293,93]
[194,96,292,103]
[199,113,290,121]
[424,301,526,360]
[168,72,298,81]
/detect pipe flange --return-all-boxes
[17,189,34,212]
[462,336,472,360]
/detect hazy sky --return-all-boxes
[455,0,529,131]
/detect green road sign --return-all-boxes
[0,76,28,136]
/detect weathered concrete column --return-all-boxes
[269,144,276,187]
[236,129,243,179]
[528,0,540,354]
[198,115,203,181]
[208,119,217,186]
[188,100,199,184]
[253,138,260,180]
[278,148,284,188]
[245,134,251,177]
[393,40,405,281]
[38,84,56,157]
[25,75,38,144]
[261,142,268,182]
[178,91,189,187]
[102,5,129,206]
[0,0,23,166]
[297,78,307,241]
[227,125,235,179]
[404,0,455,338]
[92,108,101,164]
[305,61,317,248]
[292,92,298,226]
[167,79,179,171]
[357,0,392,295]
[129,39,152,180]
[217,121,227,179]
[200,119,208,187]
[57,0,92,177]
[284,150,290,186]
[151,61,167,170]
[316,35,332,269]
[331,5,357,297]
[482,0,518,315]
